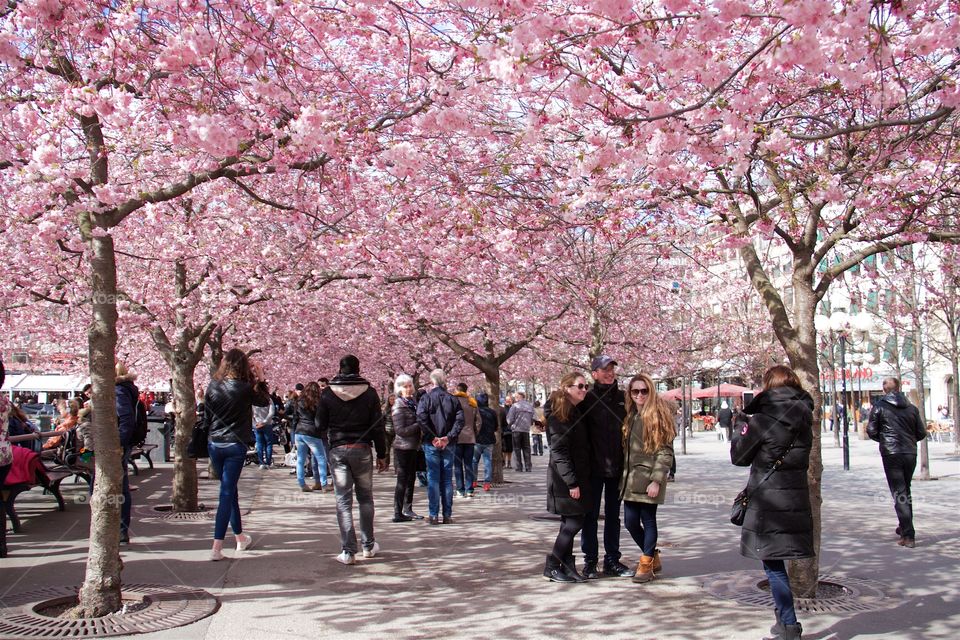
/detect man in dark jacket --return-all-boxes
[416,369,464,524]
[867,377,928,548]
[317,355,387,565]
[579,354,632,578]
[115,363,140,545]
[473,393,498,491]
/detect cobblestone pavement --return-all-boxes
[2,433,957,639]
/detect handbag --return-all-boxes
[730,432,799,526]
[187,422,209,459]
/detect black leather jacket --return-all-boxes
[294,401,324,439]
[867,392,927,456]
[204,379,271,446]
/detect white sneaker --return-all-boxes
[236,533,253,552]
[362,542,380,558]
[210,548,225,561]
[336,551,356,565]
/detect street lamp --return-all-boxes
[815,311,874,470]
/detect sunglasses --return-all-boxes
[630,388,650,396]
[570,383,590,390]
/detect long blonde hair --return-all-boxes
[623,373,676,454]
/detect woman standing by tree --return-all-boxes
[391,375,422,522]
[731,365,814,640]
[620,373,675,583]
[204,348,270,560]
[543,371,591,583]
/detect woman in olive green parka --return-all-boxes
[620,372,675,583]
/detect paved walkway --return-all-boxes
[2,434,958,639]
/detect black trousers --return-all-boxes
[512,432,532,471]
[393,448,418,516]
[882,454,917,538]
[551,515,585,561]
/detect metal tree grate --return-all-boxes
[135,505,248,521]
[702,572,898,614]
[0,584,219,639]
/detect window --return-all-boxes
[882,335,898,363]
[902,335,915,362]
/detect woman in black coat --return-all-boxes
[543,371,592,583]
[731,365,814,640]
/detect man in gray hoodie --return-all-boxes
[507,392,535,472]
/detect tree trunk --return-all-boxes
[76,229,123,617]
[170,360,199,511]
[782,283,822,598]
[483,368,505,485]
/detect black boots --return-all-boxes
[603,558,635,578]
[581,560,601,579]
[543,555,575,583]
[766,614,802,640]
[561,554,587,582]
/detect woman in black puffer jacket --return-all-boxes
[543,371,592,583]
[731,365,814,640]
[391,374,422,522]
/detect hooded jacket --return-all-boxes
[731,386,815,561]
[317,374,386,458]
[581,381,626,478]
[867,392,927,457]
[451,391,480,444]
[416,385,464,444]
[506,399,535,433]
[205,379,271,447]
[115,374,140,448]
[619,412,674,505]
[475,394,498,445]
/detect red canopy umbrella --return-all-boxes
[660,387,684,400]
[690,383,753,400]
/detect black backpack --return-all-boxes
[131,399,149,448]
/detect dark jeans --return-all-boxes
[393,448,418,516]
[423,444,455,518]
[882,454,917,538]
[454,443,476,493]
[121,446,132,535]
[330,445,375,554]
[208,442,247,540]
[551,515,585,561]
[512,432,532,471]
[532,433,544,456]
[623,501,658,556]
[763,560,798,625]
[581,475,622,564]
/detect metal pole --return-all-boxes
[680,376,687,455]
[840,334,850,471]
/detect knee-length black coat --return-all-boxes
[731,386,815,561]
[546,404,593,516]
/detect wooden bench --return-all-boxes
[128,444,158,475]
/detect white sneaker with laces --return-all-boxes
[362,542,380,558]
[210,548,225,561]
[336,551,356,565]
[236,533,253,552]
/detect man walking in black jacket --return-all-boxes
[318,355,387,565]
[580,355,633,578]
[867,377,928,549]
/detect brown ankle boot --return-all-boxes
[632,555,655,583]
[652,549,662,573]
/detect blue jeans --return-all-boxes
[423,444,455,518]
[763,560,798,625]
[296,433,328,487]
[254,426,273,466]
[581,475,622,564]
[329,445,375,554]
[454,443,476,493]
[208,442,247,540]
[473,443,493,483]
[623,501,658,556]
[121,446,132,535]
